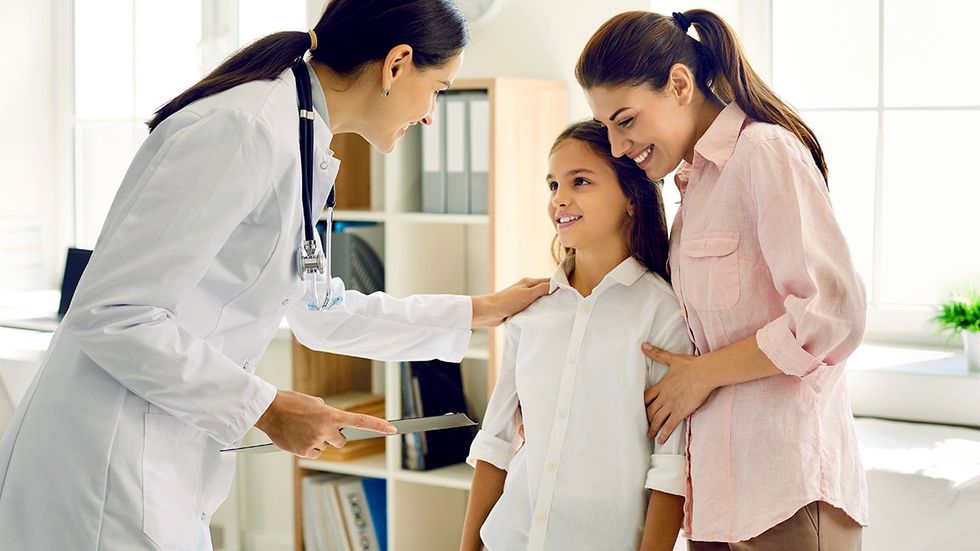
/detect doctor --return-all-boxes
[0,1,548,549]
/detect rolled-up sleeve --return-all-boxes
[644,302,692,496]
[749,137,867,378]
[467,321,522,470]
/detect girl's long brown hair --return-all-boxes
[575,10,828,183]
[550,120,670,283]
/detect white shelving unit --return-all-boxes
[293,78,567,551]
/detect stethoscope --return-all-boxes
[291,60,335,311]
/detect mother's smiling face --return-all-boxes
[584,64,702,181]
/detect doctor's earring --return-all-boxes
[382,89,390,98]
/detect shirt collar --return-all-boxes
[305,60,330,125]
[548,255,647,295]
[692,102,748,172]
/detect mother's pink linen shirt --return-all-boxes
[668,103,869,542]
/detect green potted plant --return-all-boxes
[935,289,980,373]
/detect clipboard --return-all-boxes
[220,412,476,454]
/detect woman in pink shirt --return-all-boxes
[575,9,868,550]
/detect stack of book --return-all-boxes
[318,392,386,462]
[301,475,387,551]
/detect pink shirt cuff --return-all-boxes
[756,315,825,378]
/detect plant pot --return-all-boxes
[964,331,980,374]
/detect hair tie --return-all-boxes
[672,12,691,33]
[308,29,318,52]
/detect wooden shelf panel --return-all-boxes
[297,453,387,479]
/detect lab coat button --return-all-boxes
[319,161,329,170]
[200,513,206,521]
[282,299,289,305]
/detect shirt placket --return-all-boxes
[671,183,701,357]
[526,297,594,550]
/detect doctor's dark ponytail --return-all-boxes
[148,0,468,132]
[576,10,828,183]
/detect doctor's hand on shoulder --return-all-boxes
[472,277,551,327]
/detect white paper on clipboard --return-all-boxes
[219,412,475,454]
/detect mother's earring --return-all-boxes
[382,89,390,98]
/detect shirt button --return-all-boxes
[579,304,591,315]
[319,161,329,170]
[546,461,557,471]
[282,299,289,305]
[535,513,546,524]
[568,356,576,365]
[558,407,569,418]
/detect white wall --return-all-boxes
[0,0,73,291]
[458,0,649,120]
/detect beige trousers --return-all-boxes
[688,501,862,551]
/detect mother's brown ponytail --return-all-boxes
[576,10,828,183]
[684,10,827,181]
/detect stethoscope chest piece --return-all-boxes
[291,60,336,311]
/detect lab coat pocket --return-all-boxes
[681,232,741,310]
[142,412,202,550]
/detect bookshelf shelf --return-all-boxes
[392,462,473,491]
[297,454,388,479]
[326,210,388,223]
[392,212,488,225]
[292,77,567,551]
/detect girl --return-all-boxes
[461,120,694,551]
[577,9,868,549]
[0,1,547,549]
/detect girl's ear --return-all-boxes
[627,200,635,218]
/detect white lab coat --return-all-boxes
[0,65,472,550]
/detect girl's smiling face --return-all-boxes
[547,138,631,253]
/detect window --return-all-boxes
[771,0,980,343]
[71,0,307,247]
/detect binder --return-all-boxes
[467,92,490,215]
[304,474,351,551]
[402,360,476,471]
[361,478,388,551]
[421,95,447,213]
[337,478,381,551]
[444,94,469,214]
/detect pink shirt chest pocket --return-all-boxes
[679,231,741,311]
